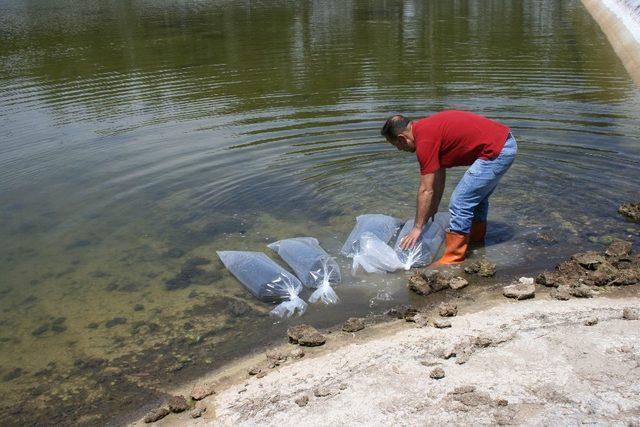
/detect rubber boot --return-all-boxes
[432,231,470,266]
[470,221,487,243]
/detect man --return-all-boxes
[381,110,517,265]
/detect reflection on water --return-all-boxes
[1,0,640,424]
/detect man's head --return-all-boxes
[381,114,415,152]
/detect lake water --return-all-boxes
[1,0,639,424]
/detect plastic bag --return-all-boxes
[268,237,340,305]
[217,251,307,318]
[393,212,450,268]
[340,214,402,258]
[351,232,405,274]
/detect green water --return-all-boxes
[1,0,640,424]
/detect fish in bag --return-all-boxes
[217,251,307,318]
[340,214,402,258]
[268,237,341,304]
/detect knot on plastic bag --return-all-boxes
[309,258,340,305]
[270,277,307,318]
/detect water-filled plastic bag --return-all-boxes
[351,232,405,274]
[340,214,402,258]
[217,251,307,317]
[394,212,450,268]
[268,237,340,304]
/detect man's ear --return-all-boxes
[397,134,407,145]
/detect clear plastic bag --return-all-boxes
[340,214,402,258]
[351,232,405,274]
[268,237,341,305]
[393,212,450,268]
[217,251,307,318]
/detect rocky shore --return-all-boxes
[133,237,640,426]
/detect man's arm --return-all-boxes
[401,172,437,250]
[430,168,446,218]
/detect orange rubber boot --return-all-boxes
[470,221,487,243]
[433,231,469,266]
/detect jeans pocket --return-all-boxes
[466,159,494,178]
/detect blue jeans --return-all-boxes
[449,135,517,234]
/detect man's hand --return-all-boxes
[400,226,423,250]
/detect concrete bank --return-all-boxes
[582,0,640,85]
[139,294,640,426]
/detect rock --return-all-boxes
[256,371,267,378]
[402,307,419,321]
[474,336,493,348]
[190,383,214,400]
[464,259,496,277]
[571,252,605,270]
[438,302,458,317]
[339,383,348,390]
[585,262,618,286]
[295,395,309,407]
[31,324,49,336]
[3,367,24,382]
[190,407,206,419]
[555,260,586,280]
[105,317,127,328]
[288,326,316,345]
[449,277,468,290]
[433,318,452,329]
[342,317,365,333]
[605,240,633,259]
[568,284,593,298]
[622,307,640,320]
[248,366,262,376]
[618,202,640,222]
[407,273,430,295]
[143,407,169,423]
[167,395,189,413]
[408,271,451,295]
[550,286,571,300]
[429,367,445,379]
[298,332,326,347]
[502,283,535,300]
[496,399,509,406]
[413,313,430,327]
[133,304,144,311]
[289,348,305,359]
[450,385,476,395]
[583,317,598,326]
[518,277,534,285]
[608,269,640,286]
[313,387,332,397]
[535,271,558,287]
[266,350,288,366]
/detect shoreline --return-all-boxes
[129,236,640,425]
[132,289,640,425]
[582,0,640,85]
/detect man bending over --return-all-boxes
[381,110,517,265]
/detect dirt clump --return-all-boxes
[464,259,496,277]
[550,286,571,300]
[584,317,598,326]
[433,318,452,329]
[429,367,445,379]
[143,407,169,423]
[618,202,640,222]
[287,325,326,347]
[449,276,469,290]
[167,395,189,413]
[342,317,365,333]
[408,271,451,296]
[571,252,605,270]
[502,282,535,300]
[190,383,214,401]
[622,307,640,320]
[438,302,458,317]
[295,395,309,407]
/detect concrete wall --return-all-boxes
[582,0,640,85]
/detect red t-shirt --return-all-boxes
[413,110,510,175]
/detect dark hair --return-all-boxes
[381,115,410,140]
